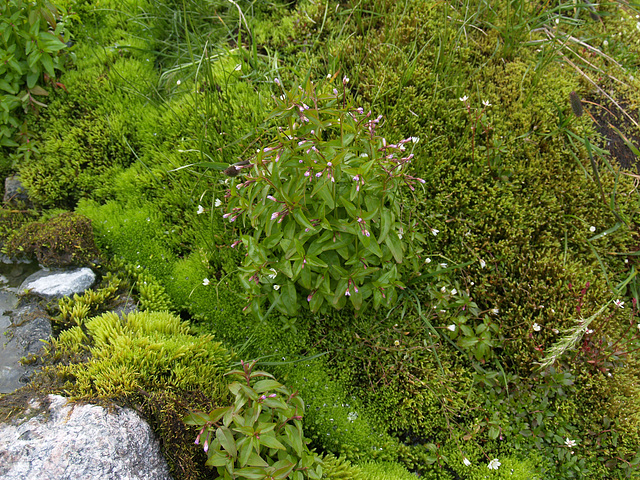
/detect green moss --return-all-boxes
[50,310,231,399]
[4,212,100,266]
[360,461,420,480]
[321,453,365,480]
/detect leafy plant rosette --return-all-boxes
[0,0,73,149]
[223,77,426,316]
[185,360,323,480]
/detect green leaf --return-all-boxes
[205,450,229,468]
[208,406,233,423]
[379,209,393,243]
[285,423,304,456]
[309,292,324,312]
[271,459,296,479]
[239,437,254,466]
[184,411,210,425]
[384,231,403,263]
[253,379,282,393]
[292,209,315,231]
[259,434,286,450]
[217,426,238,458]
[234,467,269,479]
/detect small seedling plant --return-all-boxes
[185,360,323,480]
[223,77,426,316]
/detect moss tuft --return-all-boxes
[4,212,100,267]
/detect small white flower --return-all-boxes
[482,100,491,107]
[343,75,349,84]
[479,259,486,268]
[614,299,625,308]
[586,329,594,334]
[463,457,471,467]
[533,323,541,332]
[274,78,280,86]
[347,412,358,422]
[555,17,560,24]
[326,73,332,79]
[234,64,242,71]
[411,136,420,143]
[441,286,447,293]
[398,228,404,240]
[425,258,432,264]
[214,198,222,207]
[487,458,501,470]
[459,95,469,102]
[273,284,280,290]
[197,205,205,215]
[176,79,181,86]
[267,268,277,279]
[590,226,596,232]
[394,340,400,346]
[440,263,448,268]
[603,40,609,47]
[491,308,499,315]
[451,288,457,296]
[431,228,440,236]
[202,278,210,286]
[447,324,456,332]
[565,438,576,448]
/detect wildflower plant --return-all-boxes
[224,78,426,316]
[185,360,323,480]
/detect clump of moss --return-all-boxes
[49,310,231,399]
[4,212,100,267]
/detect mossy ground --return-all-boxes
[1,0,639,479]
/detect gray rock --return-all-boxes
[19,268,96,300]
[3,175,32,207]
[0,395,173,480]
[0,300,51,394]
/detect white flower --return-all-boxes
[586,329,594,334]
[176,79,181,86]
[491,308,499,315]
[431,228,439,236]
[590,226,596,232]
[273,284,280,290]
[234,64,242,71]
[197,205,205,214]
[487,458,501,470]
[202,278,210,286]
[447,324,456,332]
[440,263,448,268]
[441,286,447,293]
[565,438,576,448]
[214,198,222,207]
[459,95,469,102]
[274,78,280,86]
[394,340,400,346]
[463,457,471,467]
[326,73,332,79]
[533,323,541,332]
[267,268,277,279]
[451,288,457,295]
[425,258,432,264]
[482,100,491,107]
[347,412,358,422]
[614,299,625,308]
[479,259,486,268]
[411,136,420,143]
[398,228,404,240]
[603,40,608,47]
